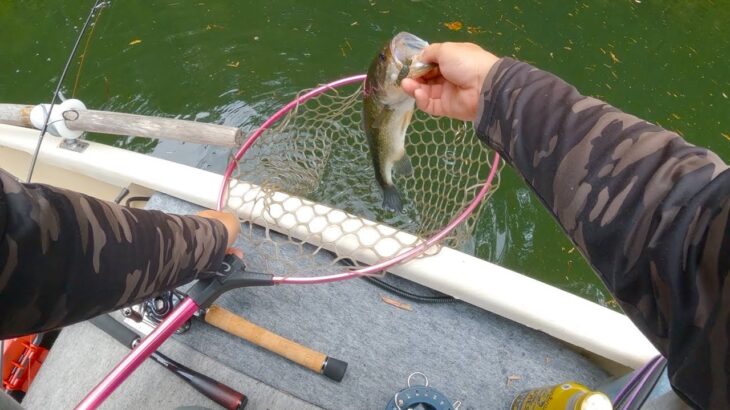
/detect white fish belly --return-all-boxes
[380,101,413,185]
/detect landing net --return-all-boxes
[219,75,502,280]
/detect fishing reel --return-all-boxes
[122,290,192,335]
[386,373,461,410]
[122,252,249,335]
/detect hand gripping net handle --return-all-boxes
[218,74,501,285]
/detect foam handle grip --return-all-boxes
[204,304,347,381]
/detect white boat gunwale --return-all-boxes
[0,123,659,371]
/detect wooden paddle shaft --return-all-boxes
[204,304,347,381]
[0,104,33,127]
[0,103,242,147]
[62,109,242,147]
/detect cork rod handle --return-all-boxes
[204,304,347,382]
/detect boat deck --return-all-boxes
[21,193,610,409]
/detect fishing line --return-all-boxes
[72,1,106,98]
[26,0,108,183]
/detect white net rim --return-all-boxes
[218,74,502,285]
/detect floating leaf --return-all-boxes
[722,132,730,141]
[444,21,463,31]
[609,51,621,64]
[128,39,142,46]
[506,375,522,387]
[466,26,484,34]
[380,295,412,311]
[227,61,240,68]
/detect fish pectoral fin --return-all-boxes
[394,154,413,176]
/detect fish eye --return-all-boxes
[378,52,386,61]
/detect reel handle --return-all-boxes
[204,304,347,382]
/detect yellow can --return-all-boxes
[511,382,613,410]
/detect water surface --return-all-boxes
[1,0,728,306]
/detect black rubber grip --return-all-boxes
[91,313,247,409]
[151,351,247,410]
[322,356,348,382]
[91,314,139,348]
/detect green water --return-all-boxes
[1,1,728,307]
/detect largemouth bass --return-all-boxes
[363,32,433,212]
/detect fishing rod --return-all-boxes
[26,0,108,183]
[123,290,348,382]
[91,314,247,410]
[18,4,112,401]
[78,247,359,407]
[77,254,272,408]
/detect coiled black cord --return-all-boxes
[340,259,456,304]
[362,276,456,304]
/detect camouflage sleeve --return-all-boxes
[475,57,730,409]
[0,169,228,339]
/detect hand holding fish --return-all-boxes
[401,43,499,122]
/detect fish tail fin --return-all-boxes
[382,185,403,213]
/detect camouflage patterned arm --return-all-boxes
[475,58,730,408]
[0,170,228,338]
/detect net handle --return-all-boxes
[218,74,501,285]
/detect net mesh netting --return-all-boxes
[224,81,501,277]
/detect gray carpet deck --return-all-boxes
[22,318,319,410]
[23,193,610,409]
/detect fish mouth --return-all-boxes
[390,32,434,80]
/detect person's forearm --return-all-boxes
[0,170,228,338]
[475,58,729,409]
